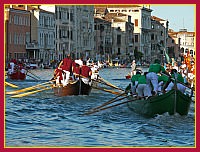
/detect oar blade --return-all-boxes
[10,87,52,98]
[5,82,18,88]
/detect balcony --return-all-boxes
[26,42,39,50]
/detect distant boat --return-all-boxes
[7,70,26,80]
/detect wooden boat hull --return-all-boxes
[53,79,92,96]
[7,71,26,80]
[127,89,192,117]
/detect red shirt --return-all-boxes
[73,65,81,75]
[81,65,91,78]
[54,68,63,80]
[62,57,73,72]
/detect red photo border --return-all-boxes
[1,0,198,152]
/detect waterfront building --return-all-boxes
[94,6,134,64]
[151,16,169,63]
[54,5,94,61]
[168,29,195,63]
[106,5,152,63]
[94,17,112,62]
[29,7,55,64]
[5,5,30,62]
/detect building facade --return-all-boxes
[5,6,30,62]
[27,8,55,64]
[55,5,94,61]
[106,5,152,62]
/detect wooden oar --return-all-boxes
[93,79,124,91]
[10,86,53,98]
[83,97,139,115]
[27,74,39,81]
[5,82,18,88]
[26,69,41,80]
[91,86,123,95]
[90,93,132,111]
[6,80,54,95]
[98,77,124,91]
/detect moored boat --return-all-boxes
[127,89,192,118]
[53,79,92,96]
[7,71,26,80]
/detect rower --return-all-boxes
[58,54,73,87]
[165,69,186,94]
[125,71,141,94]
[54,66,63,86]
[146,59,169,96]
[90,63,99,80]
[136,72,152,99]
[80,61,92,85]
[73,63,81,80]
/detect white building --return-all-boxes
[106,5,152,62]
[28,7,55,64]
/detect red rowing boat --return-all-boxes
[7,71,26,80]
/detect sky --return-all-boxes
[150,5,195,32]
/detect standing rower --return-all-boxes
[146,59,169,96]
[58,54,73,86]
[80,61,92,85]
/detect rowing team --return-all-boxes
[125,59,191,99]
[53,54,99,87]
[7,59,26,75]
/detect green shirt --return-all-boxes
[138,75,146,84]
[131,74,141,85]
[148,63,165,74]
[158,75,169,83]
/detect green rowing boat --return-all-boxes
[127,89,192,118]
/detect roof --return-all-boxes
[151,16,166,22]
[104,13,128,22]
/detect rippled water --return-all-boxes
[5,68,195,147]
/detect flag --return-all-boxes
[164,49,172,63]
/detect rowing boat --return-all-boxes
[53,79,92,96]
[7,71,26,80]
[127,89,192,118]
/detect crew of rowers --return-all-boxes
[53,54,99,87]
[125,59,192,99]
[7,59,26,75]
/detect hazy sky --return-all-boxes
[150,5,195,32]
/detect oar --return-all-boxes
[91,86,123,95]
[83,97,139,115]
[5,82,18,88]
[26,69,41,80]
[90,92,132,111]
[10,86,53,98]
[93,79,124,91]
[98,76,124,91]
[6,80,55,95]
[27,74,39,81]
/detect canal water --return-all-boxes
[5,68,195,147]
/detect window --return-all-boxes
[135,19,138,26]
[117,48,121,55]
[151,34,154,40]
[117,35,121,44]
[135,35,138,43]
[161,31,163,36]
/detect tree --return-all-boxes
[134,49,143,61]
